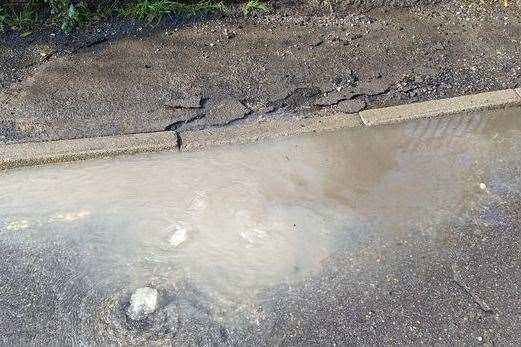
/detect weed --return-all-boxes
[44,0,91,33]
[0,7,8,33]
[1,0,229,36]
[171,1,227,17]
[60,2,91,33]
[120,0,226,21]
[311,0,338,15]
[93,0,124,21]
[46,0,69,20]
[9,5,38,36]
[243,0,267,15]
[120,0,174,21]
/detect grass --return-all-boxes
[9,4,38,36]
[243,0,267,15]
[46,0,70,20]
[119,0,227,21]
[45,0,100,33]
[171,1,228,17]
[92,0,125,21]
[0,7,8,33]
[0,0,256,36]
[119,0,174,21]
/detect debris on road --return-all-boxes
[451,264,493,313]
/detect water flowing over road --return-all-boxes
[1,107,521,345]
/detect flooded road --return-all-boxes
[1,108,521,345]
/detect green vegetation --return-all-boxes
[0,7,8,33]
[52,1,91,32]
[8,4,38,36]
[92,0,124,21]
[119,0,175,21]
[243,0,267,15]
[0,0,237,36]
[46,0,70,19]
[170,1,227,17]
[35,0,92,33]
[119,0,227,21]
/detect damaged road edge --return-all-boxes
[180,88,521,150]
[180,112,363,151]
[2,89,521,170]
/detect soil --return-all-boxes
[1,0,521,143]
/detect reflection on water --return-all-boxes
[0,153,360,302]
[1,107,521,344]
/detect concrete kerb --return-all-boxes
[1,88,521,170]
[359,89,521,126]
[0,131,179,170]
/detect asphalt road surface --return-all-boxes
[1,107,520,345]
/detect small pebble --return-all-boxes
[479,183,487,190]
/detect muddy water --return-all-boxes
[1,107,521,345]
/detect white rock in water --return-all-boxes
[479,183,487,190]
[126,287,159,321]
[169,225,188,247]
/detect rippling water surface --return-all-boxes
[1,108,521,345]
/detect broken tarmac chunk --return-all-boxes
[126,287,159,321]
[281,86,322,109]
[332,70,358,89]
[314,90,358,107]
[336,98,366,113]
[165,96,203,109]
[205,98,251,126]
[354,79,391,96]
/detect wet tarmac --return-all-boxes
[1,107,521,345]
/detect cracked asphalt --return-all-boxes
[2,1,521,143]
[1,107,520,345]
